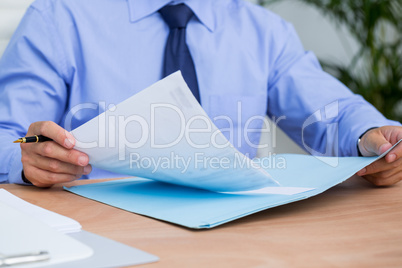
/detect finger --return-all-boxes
[24,166,82,188]
[362,170,402,186]
[33,141,89,167]
[389,127,402,144]
[357,157,402,176]
[27,121,75,149]
[385,141,402,163]
[359,128,392,156]
[29,154,92,175]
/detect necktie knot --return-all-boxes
[159,4,194,29]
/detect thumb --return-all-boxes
[358,129,392,156]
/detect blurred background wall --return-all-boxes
[0,0,33,56]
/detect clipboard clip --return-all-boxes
[0,251,50,267]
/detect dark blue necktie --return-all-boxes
[159,4,201,103]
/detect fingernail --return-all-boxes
[84,165,92,174]
[358,168,366,176]
[65,132,75,148]
[388,154,396,163]
[78,155,88,166]
[64,138,73,148]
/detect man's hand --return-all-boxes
[20,121,92,187]
[356,126,402,186]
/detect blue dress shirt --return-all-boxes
[0,0,399,184]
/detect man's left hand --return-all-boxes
[356,126,402,186]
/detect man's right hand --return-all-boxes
[20,121,92,187]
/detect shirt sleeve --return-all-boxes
[266,19,400,157]
[0,6,69,184]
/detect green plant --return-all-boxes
[258,0,402,122]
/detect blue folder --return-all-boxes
[65,152,390,229]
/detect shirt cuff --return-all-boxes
[357,127,378,156]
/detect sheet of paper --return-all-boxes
[71,71,279,192]
[222,186,314,195]
[0,203,93,267]
[0,189,81,234]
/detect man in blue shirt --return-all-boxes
[0,0,401,187]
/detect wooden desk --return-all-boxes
[2,176,402,267]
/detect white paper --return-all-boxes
[0,189,81,234]
[0,202,92,267]
[71,72,281,192]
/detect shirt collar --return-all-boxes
[127,0,216,32]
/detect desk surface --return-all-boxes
[2,176,402,267]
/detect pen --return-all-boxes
[13,135,53,143]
